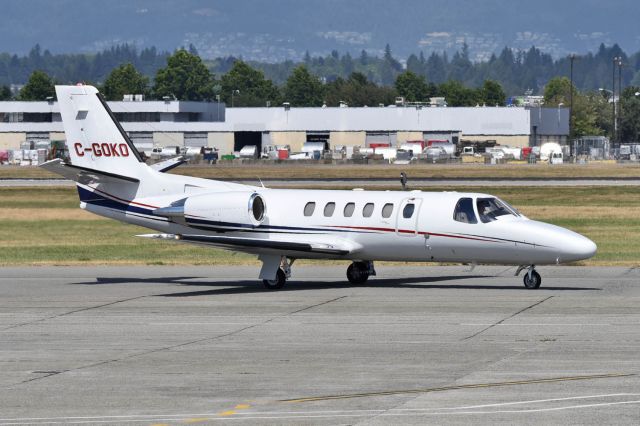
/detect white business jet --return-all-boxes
[42,85,596,290]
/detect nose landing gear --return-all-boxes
[517,265,542,289]
[347,261,376,284]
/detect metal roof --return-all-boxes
[226,106,531,134]
[0,101,568,136]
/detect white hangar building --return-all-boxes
[0,99,569,154]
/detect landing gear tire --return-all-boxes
[523,270,542,289]
[347,262,370,284]
[263,268,286,290]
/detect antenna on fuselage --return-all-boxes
[400,172,408,191]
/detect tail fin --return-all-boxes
[55,85,146,180]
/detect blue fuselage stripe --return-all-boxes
[78,187,366,234]
[78,186,154,216]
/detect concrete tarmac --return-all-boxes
[1,265,639,425]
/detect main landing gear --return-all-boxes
[260,257,377,290]
[261,256,293,290]
[263,268,287,290]
[516,265,542,289]
[346,261,376,284]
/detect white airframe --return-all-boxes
[42,85,597,290]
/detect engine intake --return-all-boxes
[249,192,265,223]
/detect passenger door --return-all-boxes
[395,198,422,237]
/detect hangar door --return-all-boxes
[234,132,262,152]
[307,132,330,150]
[184,132,208,147]
[366,131,397,147]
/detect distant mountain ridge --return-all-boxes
[2,0,639,61]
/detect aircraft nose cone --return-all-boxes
[562,233,597,262]
[527,221,597,264]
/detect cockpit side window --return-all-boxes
[476,197,517,223]
[453,198,478,224]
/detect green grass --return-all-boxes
[171,162,640,179]
[483,186,640,207]
[0,187,80,209]
[0,219,255,265]
[0,186,638,266]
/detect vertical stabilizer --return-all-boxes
[55,85,146,179]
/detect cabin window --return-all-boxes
[402,203,415,218]
[476,197,517,223]
[363,203,374,217]
[382,203,394,218]
[453,198,477,224]
[344,202,355,217]
[304,202,316,216]
[324,202,336,217]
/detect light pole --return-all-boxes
[599,87,616,143]
[231,89,240,108]
[612,56,623,145]
[569,54,577,139]
[617,57,624,145]
[612,57,618,143]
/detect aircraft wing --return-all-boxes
[137,233,356,256]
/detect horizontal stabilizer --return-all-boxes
[137,233,352,256]
[149,156,186,173]
[40,159,139,184]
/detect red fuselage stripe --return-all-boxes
[327,225,500,243]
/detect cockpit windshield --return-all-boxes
[476,197,519,223]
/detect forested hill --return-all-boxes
[1,0,639,62]
[1,43,639,96]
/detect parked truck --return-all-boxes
[457,139,497,156]
[239,145,259,159]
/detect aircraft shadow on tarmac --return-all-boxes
[72,275,601,297]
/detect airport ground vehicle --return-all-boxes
[427,140,455,156]
[540,142,563,162]
[239,145,259,159]
[550,151,563,164]
[42,85,597,290]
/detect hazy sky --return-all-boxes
[2,0,638,60]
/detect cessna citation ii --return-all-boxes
[42,85,597,290]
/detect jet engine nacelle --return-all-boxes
[184,191,266,227]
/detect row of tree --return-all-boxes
[2,43,640,94]
[2,49,639,143]
[0,44,169,88]
[542,76,640,143]
[2,49,507,107]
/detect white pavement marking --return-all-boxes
[395,393,640,411]
[4,402,640,424]
[460,323,613,326]
[2,394,640,424]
